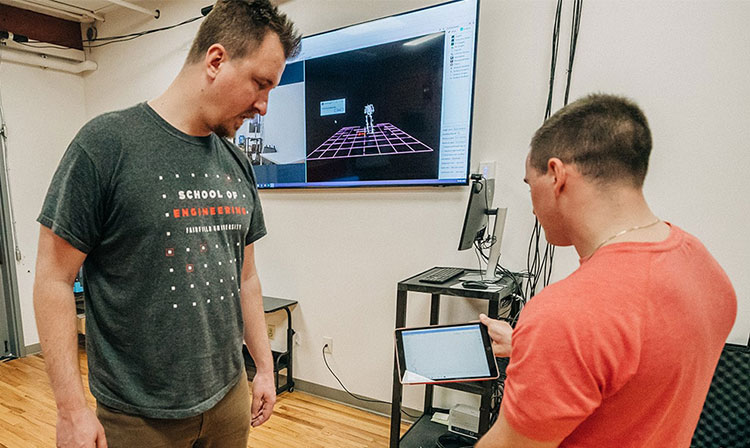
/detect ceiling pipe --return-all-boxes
[1,36,85,62]
[103,0,160,19]
[0,47,97,74]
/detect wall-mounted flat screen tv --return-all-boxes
[234,0,480,189]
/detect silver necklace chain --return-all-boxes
[587,218,662,258]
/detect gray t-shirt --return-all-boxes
[38,103,266,418]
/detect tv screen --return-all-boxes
[234,0,480,189]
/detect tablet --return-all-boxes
[395,322,499,385]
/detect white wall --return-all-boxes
[9,0,747,412]
[263,0,750,408]
[562,0,750,344]
[0,59,87,346]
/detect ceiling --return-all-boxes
[1,0,133,22]
[0,0,290,23]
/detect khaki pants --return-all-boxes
[96,378,251,448]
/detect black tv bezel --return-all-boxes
[255,0,481,190]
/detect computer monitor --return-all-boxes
[234,0,480,189]
[459,177,494,250]
[458,177,507,282]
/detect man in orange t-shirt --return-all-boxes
[476,94,737,448]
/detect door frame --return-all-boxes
[0,124,25,358]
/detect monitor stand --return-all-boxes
[460,207,508,283]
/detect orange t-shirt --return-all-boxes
[502,224,737,446]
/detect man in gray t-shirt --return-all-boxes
[33,1,300,447]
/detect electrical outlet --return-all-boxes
[267,324,275,340]
[323,336,333,354]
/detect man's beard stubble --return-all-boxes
[212,123,235,139]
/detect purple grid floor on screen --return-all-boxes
[307,123,434,160]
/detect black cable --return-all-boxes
[564,0,584,105]
[473,242,485,281]
[526,220,546,296]
[531,0,564,294]
[539,242,551,287]
[321,346,419,420]
[495,265,526,297]
[526,0,584,295]
[470,199,531,307]
[541,0,582,289]
[543,0,564,121]
[471,236,527,325]
[524,221,540,298]
[533,0,564,293]
[475,177,490,279]
[89,15,199,42]
[3,13,202,49]
[3,12,198,50]
[84,15,204,48]
[85,33,156,48]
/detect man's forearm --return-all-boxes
[33,280,87,411]
[240,273,273,374]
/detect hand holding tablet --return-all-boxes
[478,313,513,358]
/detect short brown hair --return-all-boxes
[529,94,652,187]
[186,0,300,64]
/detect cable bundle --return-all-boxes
[525,0,583,299]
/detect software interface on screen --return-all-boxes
[402,324,490,381]
[234,0,479,188]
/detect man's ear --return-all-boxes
[547,157,567,197]
[205,44,228,80]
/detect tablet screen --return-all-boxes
[395,323,498,384]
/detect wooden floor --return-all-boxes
[0,346,408,447]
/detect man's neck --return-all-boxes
[570,187,667,259]
[148,68,212,137]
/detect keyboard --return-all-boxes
[418,267,465,284]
